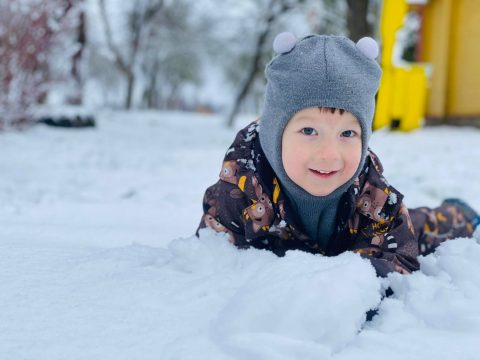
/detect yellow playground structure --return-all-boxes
[374,0,480,131]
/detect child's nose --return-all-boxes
[313,138,340,161]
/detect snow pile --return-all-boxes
[399,237,480,332]
[0,229,380,360]
[337,236,480,359]
[154,230,382,359]
[212,242,380,359]
[3,230,480,359]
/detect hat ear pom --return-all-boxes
[356,37,379,60]
[273,32,298,54]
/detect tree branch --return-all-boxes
[98,0,130,75]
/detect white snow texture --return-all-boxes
[1,110,480,359]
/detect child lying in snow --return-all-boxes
[196,33,480,277]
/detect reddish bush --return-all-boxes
[0,0,82,129]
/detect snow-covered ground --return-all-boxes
[1,110,480,359]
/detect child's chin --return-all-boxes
[305,187,335,197]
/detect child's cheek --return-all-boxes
[282,140,299,177]
[345,146,362,176]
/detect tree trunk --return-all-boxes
[70,8,86,105]
[225,36,267,128]
[346,0,372,41]
[99,0,139,110]
[144,60,159,108]
[125,71,135,109]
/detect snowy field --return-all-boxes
[1,110,480,359]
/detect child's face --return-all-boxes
[282,107,362,196]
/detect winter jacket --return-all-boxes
[197,120,420,277]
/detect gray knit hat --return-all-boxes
[259,33,382,197]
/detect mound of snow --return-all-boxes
[336,237,480,359]
[213,248,380,359]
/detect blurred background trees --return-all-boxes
[0,0,380,128]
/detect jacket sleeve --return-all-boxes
[357,201,420,277]
[196,179,251,247]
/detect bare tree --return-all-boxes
[99,0,164,109]
[226,0,306,128]
[70,8,87,105]
[140,0,202,110]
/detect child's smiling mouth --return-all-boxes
[309,169,338,178]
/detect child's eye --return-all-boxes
[341,130,357,138]
[301,127,317,136]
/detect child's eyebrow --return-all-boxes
[346,120,361,127]
[342,117,361,127]
[292,116,315,123]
